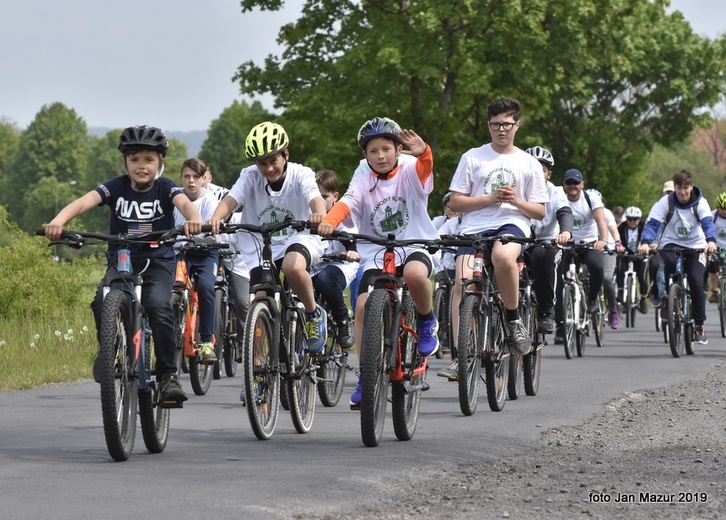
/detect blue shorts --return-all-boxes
[455,224,526,260]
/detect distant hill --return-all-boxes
[88,127,207,156]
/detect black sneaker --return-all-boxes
[159,374,188,408]
[638,297,648,315]
[536,312,555,334]
[694,326,708,345]
[587,299,598,314]
[337,319,354,349]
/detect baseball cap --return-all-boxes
[662,180,674,194]
[563,169,583,183]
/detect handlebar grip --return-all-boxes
[35,227,46,236]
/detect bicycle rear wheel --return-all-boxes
[317,311,348,407]
[562,287,576,359]
[243,301,279,440]
[98,290,138,462]
[189,308,213,395]
[667,283,685,358]
[432,287,447,359]
[171,292,188,375]
[139,318,170,454]
[456,294,482,416]
[287,303,316,434]
[485,303,509,412]
[360,289,391,447]
[392,293,422,441]
[523,295,542,397]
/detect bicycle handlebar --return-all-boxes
[35,225,214,249]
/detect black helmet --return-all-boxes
[357,117,402,150]
[118,125,169,157]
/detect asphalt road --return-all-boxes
[1,304,724,520]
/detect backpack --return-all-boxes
[664,195,701,226]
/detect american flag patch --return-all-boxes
[128,222,153,235]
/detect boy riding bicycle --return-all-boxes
[44,125,203,406]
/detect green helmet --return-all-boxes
[245,122,289,160]
[716,192,726,210]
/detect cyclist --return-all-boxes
[706,192,726,302]
[44,125,203,406]
[616,206,649,314]
[317,116,439,407]
[449,97,548,357]
[202,165,230,203]
[173,157,220,364]
[612,206,625,226]
[206,121,329,354]
[432,192,460,230]
[646,181,676,304]
[637,169,717,344]
[310,168,359,349]
[524,146,573,334]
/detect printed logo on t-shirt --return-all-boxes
[370,196,410,238]
[258,205,296,242]
[115,198,163,220]
[483,168,516,195]
[675,214,694,237]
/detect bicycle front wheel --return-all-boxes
[624,276,635,328]
[212,287,225,380]
[667,283,685,358]
[456,294,482,416]
[223,297,239,377]
[98,290,138,462]
[138,320,170,454]
[243,301,279,440]
[287,302,316,434]
[433,287,447,359]
[360,289,391,447]
[171,292,188,375]
[593,296,604,348]
[562,287,576,359]
[391,293,422,441]
[485,303,509,412]
[317,312,348,407]
[523,295,541,397]
[719,277,726,338]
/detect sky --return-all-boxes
[0,0,723,133]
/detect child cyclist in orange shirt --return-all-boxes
[317,117,439,407]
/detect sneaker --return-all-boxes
[199,342,217,365]
[554,334,564,345]
[349,372,362,408]
[695,326,708,344]
[587,299,598,314]
[306,305,328,354]
[417,315,440,357]
[436,359,459,380]
[159,374,187,407]
[337,319,354,349]
[536,312,556,334]
[239,376,264,406]
[506,318,531,355]
[709,291,718,304]
[638,297,648,315]
[609,310,621,330]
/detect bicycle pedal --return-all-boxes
[446,376,459,382]
[159,399,184,409]
[421,382,431,391]
[350,403,361,411]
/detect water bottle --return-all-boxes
[656,263,665,299]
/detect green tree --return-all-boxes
[0,119,21,212]
[235,0,726,211]
[198,100,274,189]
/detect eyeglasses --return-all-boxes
[626,217,640,221]
[488,121,517,131]
[564,180,580,186]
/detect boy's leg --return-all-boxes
[313,266,354,348]
[228,271,250,340]
[187,252,219,363]
[582,249,604,311]
[403,254,437,356]
[491,240,531,355]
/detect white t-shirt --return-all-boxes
[436,216,459,272]
[532,182,569,240]
[449,144,549,236]
[569,191,604,243]
[712,210,726,249]
[309,217,360,286]
[173,187,220,246]
[343,154,437,272]
[227,162,325,269]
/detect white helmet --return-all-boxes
[525,146,554,167]
[586,188,602,200]
[624,206,642,219]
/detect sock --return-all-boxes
[418,311,434,322]
[505,308,519,322]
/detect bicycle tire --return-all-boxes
[684,293,694,355]
[562,287,575,359]
[433,287,447,359]
[287,302,316,434]
[212,287,224,380]
[223,296,239,377]
[138,318,170,454]
[485,302,508,412]
[661,306,669,343]
[171,292,188,376]
[655,302,661,332]
[624,276,635,328]
[523,294,541,397]
[593,296,604,348]
[98,290,138,462]
[317,309,347,407]
[508,287,529,400]
[188,304,213,396]
[667,283,685,358]
[243,301,279,440]
[392,293,422,441]
[456,294,482,416]
[719,277,726,338]
[360,289,391,447]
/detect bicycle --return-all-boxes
[432,264,455,360]
[663,246,700,358]
[214,250,240,378]
[37,225,189,461]
[314,253,353,408]
[171,241,230,396]
[712,249,726,338]
[330,229,436,447]
[222,218,321,439]
[618,253,643,328]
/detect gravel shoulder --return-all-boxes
[311,360,726,520]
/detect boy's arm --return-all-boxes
[592,207,609,251]
[45,190,102,241]
[207,195,239,233]
[318,202,351,236]
[398,130,433,187]
[173,194,203,236]
[309,196,327,224]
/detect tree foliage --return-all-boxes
[235,0,726,210]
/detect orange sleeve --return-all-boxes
[415,145,434,187]
[320,201,351,228]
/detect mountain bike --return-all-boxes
[329,230,437,447]
[663,246,700,358]
[214,251,240,378]
[222,218,321,439]
[171,241,230,396]
[618,253,642,328]
[38,226,189,461]
[432,264,455,360]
